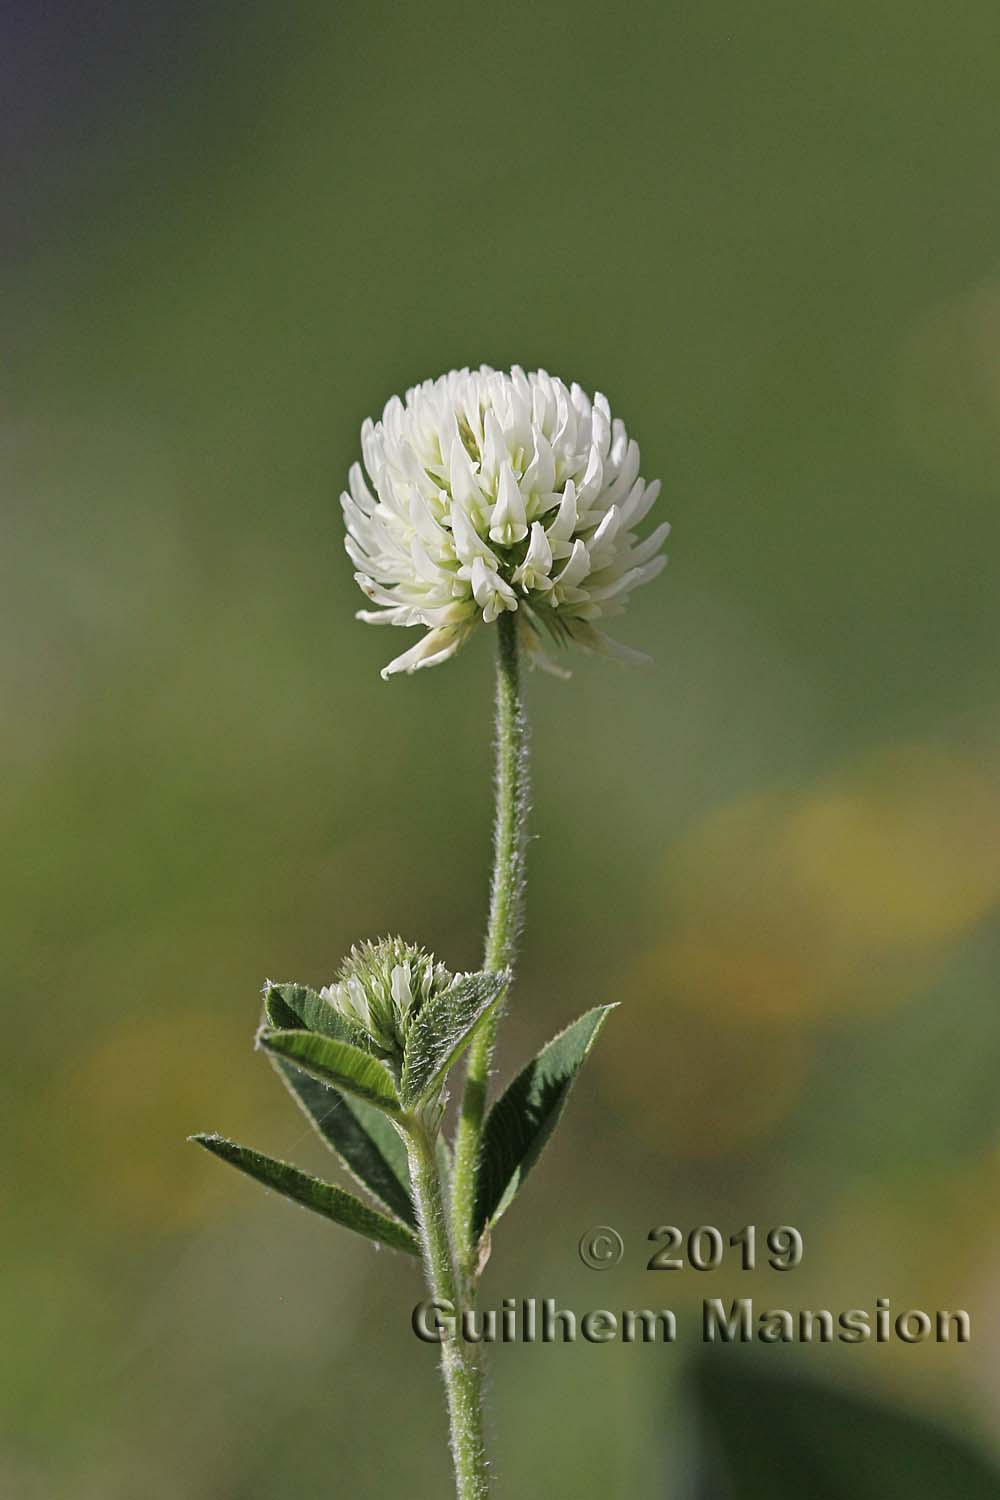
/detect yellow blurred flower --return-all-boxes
[658,743,1000,1025]
[606,948,811,1157]
[608,740,1000,1158]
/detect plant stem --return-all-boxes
[451,611,530,1282]
[406,1125,491,1500]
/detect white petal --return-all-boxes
[449,437,485,515]
[451,504,498,567]
[391,964,414,1012]
[625,521,671,569]
[488,461,528,545]
[471,556,518,622]
[546,480,578,543]
[590,505,620,547]
[348,462,377,514]
[621,477,660,530]
[555,537,591,591]
[523,431,555,496]
[481,409,508,481]
[380,624,473,679]
[513,521,554,592]
[577,445,604,504]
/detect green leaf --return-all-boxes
[694,1359,1000,1499]
[475,1004,614,1233]
[258,1028,401,1114]
[269,1059,416,1228]
[263,987,301,1030]
[264,981,368,1049]
[400,970,509,1107]
[190,1134,419,1256]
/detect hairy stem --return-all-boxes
[451,612,530,1282]
[406,1126,491,1500]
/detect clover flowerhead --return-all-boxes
[320,937,453,1061]
[341,366,669,678]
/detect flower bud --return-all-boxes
[320,938,453,1062]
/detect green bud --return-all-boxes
[321,938,453,1063]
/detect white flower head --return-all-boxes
[341,366,669,678]
[320,937,452,1060]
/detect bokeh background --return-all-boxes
[5,2,1000,1495]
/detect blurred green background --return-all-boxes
[5,2,1000,1495]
